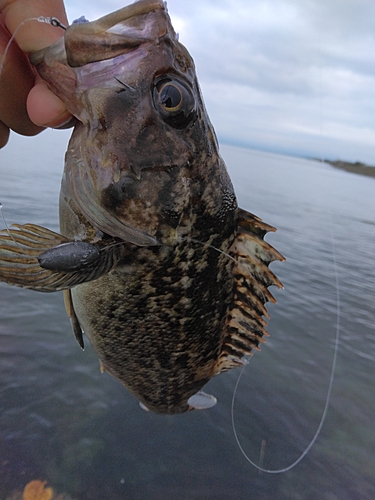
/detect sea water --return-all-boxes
[0,131,374,499]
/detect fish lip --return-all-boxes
[67,0,166,36]
[65,1,175,68]
[30,0,168,67]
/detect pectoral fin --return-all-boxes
[0,224,124,292]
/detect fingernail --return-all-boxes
[52,116,77,129]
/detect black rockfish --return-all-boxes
[0,0,284,414]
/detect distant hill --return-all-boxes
[324,160,375,178]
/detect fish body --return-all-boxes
[0,0,283,413]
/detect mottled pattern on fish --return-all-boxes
[0,0,284,414]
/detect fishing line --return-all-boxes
[0,16,66,78]
[230,226,341,473]
[187,237,238,264]
[228,13,344,472]
[0,201,27,252]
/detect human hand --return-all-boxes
[0,0,71,148]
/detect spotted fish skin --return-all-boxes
[73,242,234,414]
[0,0,284,414]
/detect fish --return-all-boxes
[0,0,284,414]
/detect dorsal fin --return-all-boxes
[215,208,285,374]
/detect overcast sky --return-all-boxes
[63,0,375,165]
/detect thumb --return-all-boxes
[0,1,72,129]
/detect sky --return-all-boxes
[62,0,375,164]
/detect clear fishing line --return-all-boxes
[0,201,13,235]
[0,16,66,78]
[230,20,341,471]
[0,201,25,251]
[230,227,341,473]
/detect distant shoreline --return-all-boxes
[322,160,375,178]
[220,142,375,178]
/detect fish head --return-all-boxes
[31,0,235,246]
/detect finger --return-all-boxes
[27,79,71,127]
[0,19,44,136]
[0,2,72,133]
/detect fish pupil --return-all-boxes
[160,84,182,110]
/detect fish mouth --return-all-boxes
[30,0,172,68]
[67,0,165,35]
[64,0,170,67]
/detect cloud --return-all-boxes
[64,0,375,164]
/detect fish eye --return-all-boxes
[153,75,196,129]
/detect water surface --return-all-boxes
[0,132,374,499]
